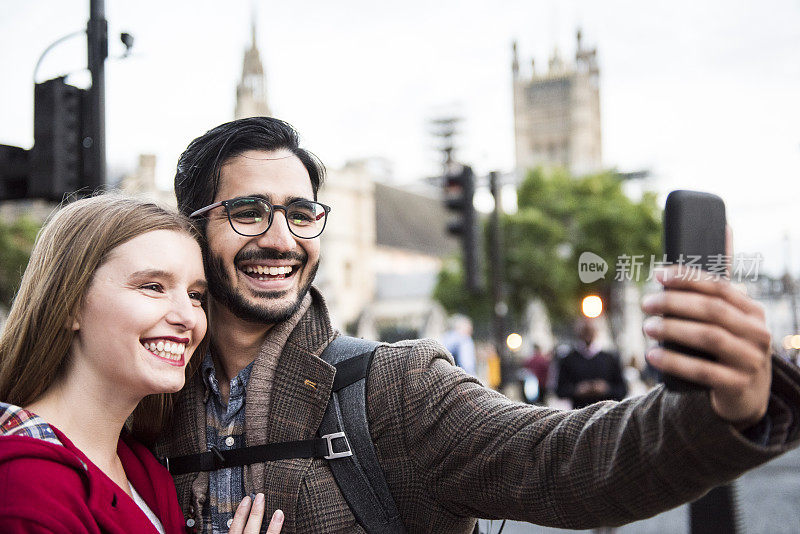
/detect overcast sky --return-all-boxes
[2,0,799,275]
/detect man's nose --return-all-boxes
[255,210,296,251]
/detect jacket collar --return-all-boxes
[243,286,337,527]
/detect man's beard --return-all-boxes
[204,246,317,325]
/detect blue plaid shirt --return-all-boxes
[201,352,253,534]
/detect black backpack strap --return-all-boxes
[318,335,407,534]
[160,434,352,476]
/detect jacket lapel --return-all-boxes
[244,287,337,530]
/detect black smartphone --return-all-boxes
[661,190,727,392]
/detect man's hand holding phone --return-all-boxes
[641,265,772,429]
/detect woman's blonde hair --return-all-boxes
[0,193,205,441]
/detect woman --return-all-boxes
[0,195,282,534]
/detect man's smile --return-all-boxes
[240,264,296,280]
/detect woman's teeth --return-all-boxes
[142,340,185,361]
[242,265,293,279]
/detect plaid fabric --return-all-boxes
[156,287,800,534]
[0,402,61,445]
[200,352,253,534]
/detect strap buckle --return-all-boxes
[322,432,352,460]
[209,445,226,469]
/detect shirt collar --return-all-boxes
[201,350,254,405]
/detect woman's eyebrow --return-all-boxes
[128,269,176,283]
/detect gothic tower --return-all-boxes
[512,29,602,176]
[235,18,271,119]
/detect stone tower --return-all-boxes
[235,18,271,119]
[512,29,602,176]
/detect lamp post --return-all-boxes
[86,0,108,189]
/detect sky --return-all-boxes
[1,0,799,276]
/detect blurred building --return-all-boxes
[317,160,457,338]
[512,29,602,176]
[120,154,174,206]
[745,272,800,360]
[235,18,271,120]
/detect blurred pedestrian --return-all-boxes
[522,344,551,404]
[441,314,477,376]
[556,319,627,409]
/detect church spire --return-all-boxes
[235,10,271,119]
[251,12,257,50]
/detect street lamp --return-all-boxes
[581,295,603,318]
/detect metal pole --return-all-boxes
[489,171,509,386]
[87,0,107,188]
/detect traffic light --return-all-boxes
[444,165,481,292]
[30,77,94,201]
[0,145,31,200]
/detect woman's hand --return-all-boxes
[228,493,284,534]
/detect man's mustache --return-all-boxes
[234,248,307,264]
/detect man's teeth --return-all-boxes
[242,265,293,278]
[142,340,186,361]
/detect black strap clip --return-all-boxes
[209,445,226,469]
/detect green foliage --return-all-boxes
[432,257,493,327]
[0,216,42,308]
[433,167,662,329]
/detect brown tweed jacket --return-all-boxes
[155,287,800,533]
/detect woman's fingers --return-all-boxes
[229,494,280,534]
[265,509,285,534]
[228,495,253,534]
[244,493,266,534]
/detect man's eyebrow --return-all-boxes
[193,279,209,290]
[285,195,315,205]
[242,194,315,205]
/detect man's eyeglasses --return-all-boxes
[190,196,331,239]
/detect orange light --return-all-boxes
[582,295,603,318]
[506,333,523,351]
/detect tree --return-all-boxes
[434,167,661,331]
[0,216,42,309]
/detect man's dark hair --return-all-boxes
[174,117,325,220]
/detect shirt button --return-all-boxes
[225,436,235,447]
[227,519,234,528]
[186,518,195,527]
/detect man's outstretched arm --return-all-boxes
[366,264,800,532]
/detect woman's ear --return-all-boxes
[66,314,80,331]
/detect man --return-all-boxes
[156,117,800,534]
[556,319,627,408]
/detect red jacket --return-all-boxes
[0,427,186,533]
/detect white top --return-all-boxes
[129,483,166,534]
